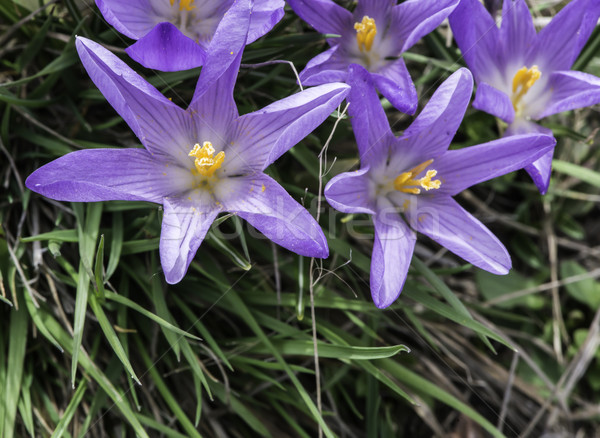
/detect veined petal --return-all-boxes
[216,174,329,258]
[472,82,515,123]
[434,133,556,195]
[355,0,395,25]
[25,149,190,203]
[187,44,243,142]
[96,0,166,40]
[126,22,207,71]
[160,197,219,284]
[499,0,535,65]
[401,68,473,158]
[530,0,600,71]
[299,46,349,86]
[76,37,194,161]
[324,167,376,215]
[287,0,353,35]
[392,0,459,53]
[371,203,416,309]
[406,196,510,274]
[347,64,394,168]
[247,0,285,44]
[537,70,600,119]
[227,82,349,173]
[191,0,251,102]
[449,0,501,84]
[370,58,418,115]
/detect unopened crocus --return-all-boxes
[324,65,555,308]
[96,0,284,71]
[287,0,459,113]
[26,36,349,284]
[449,0,600,193]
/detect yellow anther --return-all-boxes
[511,65,541,111]
[188,141,224,178]
[170,0,195,11]
[419,170,442,190]
[354,16,377,52]
[393,159,441,195]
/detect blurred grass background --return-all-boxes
[1,0,600,436]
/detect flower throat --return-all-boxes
[189,141,224,178]
[394,159,441,195]
[511,65,541,112]
[170,0,195,11]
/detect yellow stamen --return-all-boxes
[188,141,224,178]
[170,0,195,11]
[393,159,441,195]
[354,16,377,52]
[511,65,541,111]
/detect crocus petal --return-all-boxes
[190,0,251,101]
[472,82,515,123]
[537,70,600,119]
[434,133,555,195]
[370,58,418,115]
[76,37,194,161]
[392,0,459,53]
[355,0,395,25]
[324,167,376,214]
[449,0,501,84]
[226,82,349,173]
[287,0,353,35]
[503,118,555,193]
[96,0,164,40]
[499,0,535,65]
[299,46,349,86]
[406,197,510,274]
[525,150,554,195]
[160,198,219,284]
[126,23,207,71]
[401,68,473,157]
[187,47,243,143]
[216,174,329,258]
[371,204,416,309]
[346,64,394,167]
[25,149,188,203]
[530,0,600,71]
[247,0,285,44]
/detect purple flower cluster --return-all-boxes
[26,0,600,308]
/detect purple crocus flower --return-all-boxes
[287,0,460,114]
[96,0,284,71]
[25,36,349,284]
[324,65,555,308]
[449,0,600,194]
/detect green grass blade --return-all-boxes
[50,380,87,438]
[93,234,105,300]
[247,340,408,360]
[378,359,506,438]
[104,291,201,340]
[553,159,600,188]
[35,306,150,438]
[71,202,102,387]
[88,293,141,385]
[106,212,123,280]
[2,303,29,438]
[225,290,335,437]
[136,338,203,438]
[412,257,496,352]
